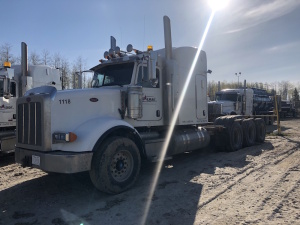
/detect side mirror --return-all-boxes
[147,51,157,81]
[150,78,158,87]
[3,78,11,99]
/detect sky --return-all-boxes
[1,0,300,85]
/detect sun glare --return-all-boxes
[208,0,229,11]
[141,11,216,225]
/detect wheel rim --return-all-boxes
[110,150,134,182]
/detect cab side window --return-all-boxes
[10,81,16,97]
[136,66,160,88]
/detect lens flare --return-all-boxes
[141,11,216,225]
[208,0,229,11]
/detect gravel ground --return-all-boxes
[0,119,299,225]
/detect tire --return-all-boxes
[254,118,266,143]
[269,116,274,125]
[226,121,243,152]
[242,119,256,147]
[264,116,269,125]
[89,136,141,194]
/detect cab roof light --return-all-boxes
[147,45,153,51]
[4,61,11,68]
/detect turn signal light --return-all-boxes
[53,132,77,143]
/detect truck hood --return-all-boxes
[208,100,235,115]
[51,86,123,131]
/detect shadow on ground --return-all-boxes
[0,139,274,225]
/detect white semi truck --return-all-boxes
[0,42,61,153]
[15,16,266,194]
[208,87,275,124]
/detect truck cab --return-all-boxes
[17,16,261,194]
[0,43,62,153]
[208,88,253,120]
[0,63,16,128]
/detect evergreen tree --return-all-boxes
[293,88,299,101]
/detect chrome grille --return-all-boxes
[17,102,42,146]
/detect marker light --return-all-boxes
[4,61,11,68]
[53,132,77,143]
[147,45,153,51]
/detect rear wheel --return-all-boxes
[242,119,256,147]
[226,121,243,152]
[89,136,141,194]
[254,118,266,143]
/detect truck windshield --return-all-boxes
[92,62,134,87]
[216,93,237,101]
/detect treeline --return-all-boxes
[0,43,92,89]
[208,80,300,102]
[2,43,300,100]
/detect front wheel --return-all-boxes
[89,136,141,194]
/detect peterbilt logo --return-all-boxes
[142,95,156,102]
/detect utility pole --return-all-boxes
[235,72,241,87]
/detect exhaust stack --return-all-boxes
[163,16,172,60]
[21,42,28,77]
[163,16,173,125]
[110,36,116,50]
[20,42,33,96]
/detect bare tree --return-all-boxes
[14,55,21,65]
[53,53,61,69]
[72,56,86,89]
[29,51,41,65]
[41,49,52,65]
[61,58,71,89]
[0,43,16,65]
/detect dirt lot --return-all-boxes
[0,119,299,225]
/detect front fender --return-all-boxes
[52,117,135,152]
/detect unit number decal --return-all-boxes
[59,99,71,104]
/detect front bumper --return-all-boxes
[15,147,93,173]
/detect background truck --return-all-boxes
[15,16,266,194]
[208,86,275,124]
[0,42,61,153]
[280,100,297,118]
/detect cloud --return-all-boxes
[264,40,300,53]
[225,0,300,33]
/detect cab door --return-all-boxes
[136,64,162,121]
[196,74,207,120]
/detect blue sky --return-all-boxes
[1,0,300,84]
